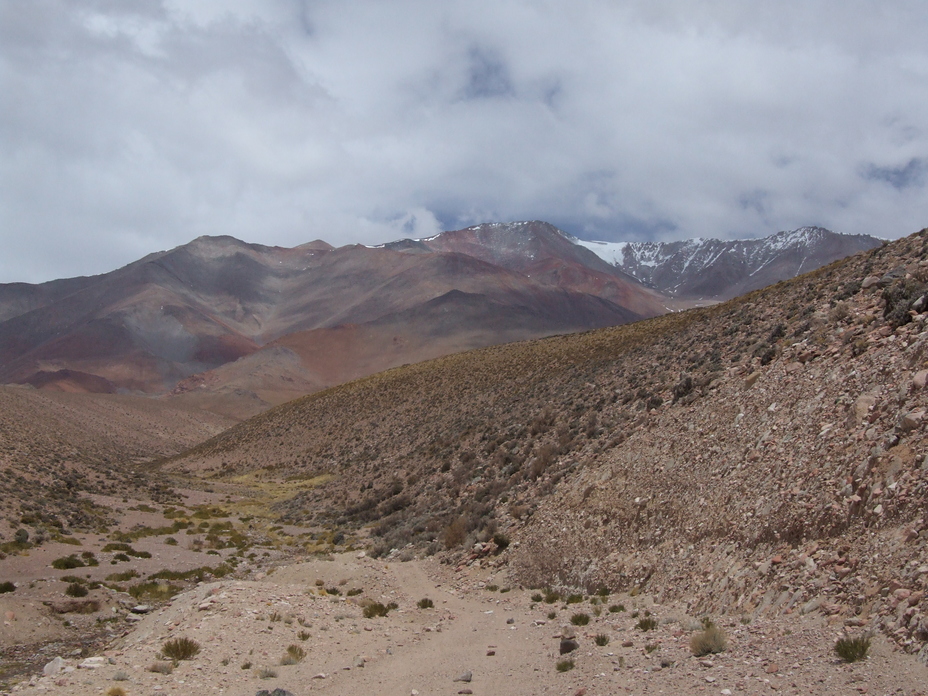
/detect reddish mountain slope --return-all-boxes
[0,224,662,406]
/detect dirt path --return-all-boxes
[6,554,928,696]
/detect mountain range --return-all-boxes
[0,222,879,416]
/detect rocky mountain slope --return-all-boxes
[0,225,664,410]
[163,227,928,660]
[577,226,882,300]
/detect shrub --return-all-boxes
[594,633,610,646]
[570,613,590,626]
[531,593,544,603]
[112,671,129,681]
[298,630,311,641]
[161,637,200,661]
[0,581,15,593]
[543,590,561,604]
[417,598,434,609]
[636,617,658,631]
[65,582,88,598]
[106,570,140,582]
[363,602,390,618]
[690,625,728,656]
[346,588,363,596]
[148,661,173,674]
[834,635,870,663]
[565,593,584,604]
[608,604,625,613]
[555,658,575,672]
[281,644,306,665]
[106,687,126,696]
[51,555,84,570]
[492,533,510,552]
[258,667,277,679]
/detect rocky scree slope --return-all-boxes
[163,229,928,657]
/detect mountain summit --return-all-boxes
[576,226,881,300]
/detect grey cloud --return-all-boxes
[865,158,927,191]
[2,0,928,282]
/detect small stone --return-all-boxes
[131,605,152,614]
[312,672,327,679]
[622,640,634,648]
[79,657,106,669]
[705,675,716,683]
[506,617,515,624]
[801,598,821,615]
[458,690,473,695]
[560,638,579,655]
[861,275,881,289]
[913,370,928,390]
[43,657,65,676]
[486,650,495,656]
[900,409,925,432]
[765,663,779,674]
[354,655,366,668]
[453,671,473,682]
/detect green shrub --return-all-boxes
[298,630,311,641]
[570,613,590,626]
[51,555,84,570]
[690,625,727,656]
[834,635,870,663]
[543,590,561,604]
[636,617,658,631]
[161,637,200,661]
[417,598,434,609]
[608,604,625,613]
[594,633,609,646]
[346,588,363,596]
[106,570,140,582]
[531,593,544,602]
[65,582,88,597]
[555,658,574,672]
[0,581,15,593]
[565,593,584,604]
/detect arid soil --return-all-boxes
[5,552,928,696]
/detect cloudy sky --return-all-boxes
[1,1,927,283]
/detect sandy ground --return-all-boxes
[4,552,927,696]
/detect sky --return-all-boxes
[1,1,927,284]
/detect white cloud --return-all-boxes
[1,0,927,282]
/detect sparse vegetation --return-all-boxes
[556,658,575,672]
[417,597,434,608]
[690,625,728,656]
[636,617,658,631]
[609,604,625,613]
[0,581,15,594]
[148,661,173,674]
[834,635,871,663]
[363,602,391,618]
[51,554,85,570]
[161,637,201,662]
[570,613,590,626]
[594,633,610,646]
[258,667,278,679]
[65,582,88,597]
[281,644,306,665]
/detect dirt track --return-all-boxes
[7,553,928,696]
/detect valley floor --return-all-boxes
[6,553,927,696]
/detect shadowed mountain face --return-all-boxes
[0,224,665,408]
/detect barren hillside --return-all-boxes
[164,229,928,660]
